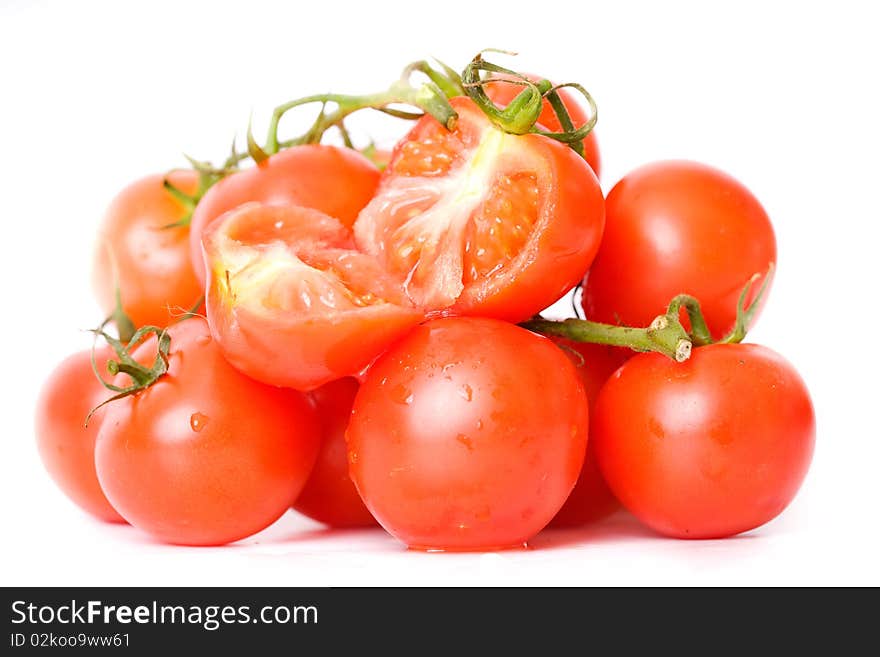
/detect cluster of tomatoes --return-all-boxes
[35,53,815,550]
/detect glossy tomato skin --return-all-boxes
[95,318,320,546]
[93,171,203,328]
[292,378,376,527]
[34,348,124,523]
[593,343,815,539]
[582,161,776,338]
[348,317,589,550]
[189,145,380,284]
[549,340,629,526]
[204,204,423,391]
[484,76,601,178]
[354,97,605,323]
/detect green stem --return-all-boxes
[265,80,457,155]
[522,314,692,362]
[402,59,465,99]
[719,265,775,344]
[666,294,714,346]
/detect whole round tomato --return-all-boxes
[548,340,629,527]
[348,317,589,550]
[354,96,604,322]
[204,203,423,390]
[189,145,380,284]
[483,75,601,177]
[582,161,776,338]
[34,347,124,523]
[292,377,376,527]
[95,318,321,546]
[592,343,815,539]
[92,171,203,328]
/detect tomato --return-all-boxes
[94,318,320,546]
[189,145,380,284]
[548,340,629,527]
[593,343,815,539]
[92,171,203,328]
[582,161,776,338]
[292,377,377,527]
[354,96,604,322]
[483,75,601,177]
[348,317,589,550]
[204,204,423,390]
[34,348,124,523]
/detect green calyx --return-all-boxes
[460,49,597,159]
[86,323,170,426]
[84,292,204,425]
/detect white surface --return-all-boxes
[1,0,878,586]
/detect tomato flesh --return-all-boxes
[355,96,604,322]
[205,203,423,390]
[189,145,380,285]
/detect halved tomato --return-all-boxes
[190,145,381,285]
[354,96,604,323]
[204,203,423,390]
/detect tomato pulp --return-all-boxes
[354,96,604,322]
[189,145,381,284]
[204,204,423,390]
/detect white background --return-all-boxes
[1,0,878,586]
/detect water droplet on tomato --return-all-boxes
[391,384,413,405]
[190,412,209,432]
[458,384,473,402]
[456,434,474,451]
[195,334,211,346]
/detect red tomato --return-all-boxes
[582,161,776,338]
[348,317,589,550]
[354,96,604,322]
[593,343,815,539]
[204,204,423,390]
[189,145,380,284]
[483,75,601,177]
[549,340,629,527]
[292,377,377,527]
[93,171,203,328]
[95,318,320,546]
[34,348,124,523]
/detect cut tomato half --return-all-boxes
[204,203,423,391]
[190,145,380,285]
[354,96,605,322]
